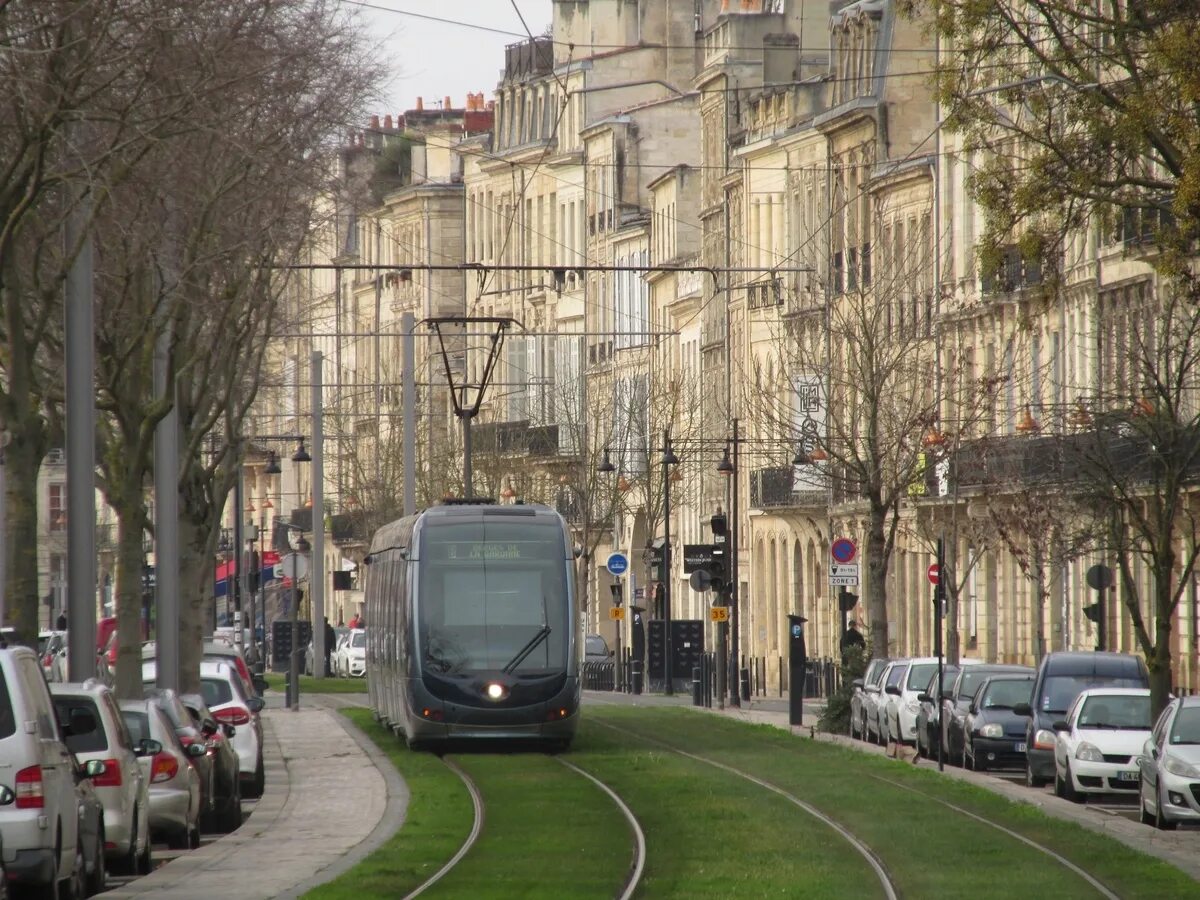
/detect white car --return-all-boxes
[868,660,909,744]
[1053,688,1152,801]
[883,657,956,745]
[143,660,265,799]
[50,680,153,876]
[1138,695,1200,829]
[0,647,92,896]
[335,629,366,678]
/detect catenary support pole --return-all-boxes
[730,418,741,706]
[663,429,674,697]
[233,447,244,651]
[311,352,326,679]
[402,312,416,516]
[65,165,97,682]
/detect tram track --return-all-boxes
[863,772,1122,899]
[401,756,485,900]
[555,757,647,900]
[592,718,900,900]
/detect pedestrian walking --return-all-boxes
[323,617,336,676]
[55,612,68,631]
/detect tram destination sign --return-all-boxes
[428,541,545,561]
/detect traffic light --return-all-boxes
[649,538,666,582]
[838,589,859,612]
[708,512,728,592]
[1082,602,1102,624]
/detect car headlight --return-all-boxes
[1164,755,1200,779]
[1075,742,1105,762]
[1033,729,1058,751]
[905,700,922,714]
[979,723,1004,738]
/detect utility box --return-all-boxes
[647,619,703,693]
[271,619,312,673]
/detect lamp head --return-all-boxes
[292,439,312,463]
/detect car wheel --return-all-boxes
[61,844,85,900]
[1139,777,1155,825]
[1154,785,1178,831]
[251,755,265,798]
[221,787,244,833]
[137,836,151,876]
[1062,764,1080,803]
[166,828,189,851]
[86,825,106,896]
[1026,760,1049,788]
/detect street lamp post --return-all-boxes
[288,533,311,711]
[661,430,679,696]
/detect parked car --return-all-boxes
[37,632,65,680]
[50,681,153,876]
[0,646,90,896]
[942,664,1034,762]
[73,752,108,897]
[142,640,266,697]
[1137,694,1200,829]
[1052,687,1151,801]
[1014,651,1149,787]
[868,660,909,744]
[963,673,1036,771]
[335,629,366,678]
[915,665,960,758]
[119,698,203,849]
[144,689,219,827]
[850,658,890,740]
[884,657,969,745]
[144,660,263,801]
[177,693,242,833]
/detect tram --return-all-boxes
[364,499,580,751]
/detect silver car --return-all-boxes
[119,698,203,849]
[850,658,889,740]
[1138,695,1200,829]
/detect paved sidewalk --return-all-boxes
[101,702,394,899]
[585,689,1200,881]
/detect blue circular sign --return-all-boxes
[606,553,629,576]
[831,538,857,564]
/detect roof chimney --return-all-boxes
[444,95,452,111]
[369,114,380,129]
[416,96,424,111]
[383,114,393,129]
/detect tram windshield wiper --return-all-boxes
[503,625,551,674]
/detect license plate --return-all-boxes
[1118,771,1138,782]
[1016,742,1026,753]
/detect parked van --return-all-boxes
[0,646,88,896]
[1014,651,1149,787]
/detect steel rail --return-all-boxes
[593,719,899,900]
[556,758,646,900]
[401,758,484,900]
[863,773,1120,900]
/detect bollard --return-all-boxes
[692,666,702,706]
[631,658,643,695]
[740,666,751,701]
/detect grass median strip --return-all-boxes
[264,673,367,694]
[303,709,472,899]
[423,753,630,899]
[571,719,886,898]
[591,706,1198,899]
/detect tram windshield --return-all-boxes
[418,520,568,676]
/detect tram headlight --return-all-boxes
[484,682,508,701]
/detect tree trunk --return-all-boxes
[866,506,889,658]
[113,510,146,699]
[1032,543,1047,664]
[1149,575,1175,720]
[178,514,211,695]
[945,537,960,665]
[4,429,45,642]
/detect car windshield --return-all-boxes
[122,710,151,744]
[1077,694,1150,729]
[585,636,608,657]
[1169,707,1200,745]
[418,520,569,676]
[1042,675,1146,715]
[907,663,937,690]
[885,665,907,690]
[351,632,366,649]
[958,669,1003,701]
[199,678,233,708]
[980,679,1032,709]
[52,697,107,753]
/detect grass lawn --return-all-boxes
[590,706,1199,899]
[263,673,367,694]
[303,710,473,899]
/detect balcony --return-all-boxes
[747,278,783,310]
[474,420,564,459]
[749,466,827,510]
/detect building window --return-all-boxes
[49,483,66,532]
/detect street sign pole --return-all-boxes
[934,536,945,772]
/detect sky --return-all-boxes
[354,1,553,115]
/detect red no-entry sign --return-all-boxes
[927,563,940,585]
